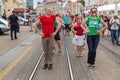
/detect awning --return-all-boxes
[13,8,30,13]
[98,3,120,11]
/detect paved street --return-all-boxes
[0,26,34,56]
[1,0,120,80]
[0,29,120,80]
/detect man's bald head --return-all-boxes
[45,8,52,15]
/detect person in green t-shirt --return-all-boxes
[85,8,108,69]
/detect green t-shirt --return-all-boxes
[87,16,102,35]
[54,22,58,28]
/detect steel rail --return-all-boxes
[29,52,44,80]
[63,32,74,80]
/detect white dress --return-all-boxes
[72,35,85,46]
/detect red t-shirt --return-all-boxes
[76,22,84,36]
[40,15,56,38]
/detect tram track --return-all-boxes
[28,31,74,80]
[28,51,44,80]
[100,42,120,60]
[63,33,95,80]
[28,33,120,80]
[99,37,120,64]
[63,32,74,80]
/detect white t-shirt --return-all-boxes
[110,18,120,30]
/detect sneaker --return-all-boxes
[87,64,91,67]
[87,64,95,69]
[48,64,53,70]
[91,64,95,68]
[116,44,120,46]
[15,37,18,39]
[87,64,92,69]
[42,63,48,69]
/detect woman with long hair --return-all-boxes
[86,8,108,68]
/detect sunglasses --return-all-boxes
[91,11,97,13]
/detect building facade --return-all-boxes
[36,0,83,15]
[85,0,119,6]
[0,0,4,16]
[18,0,26,8]
[85,0,120,16]
[4,0,20,17]
[26,0,33,9]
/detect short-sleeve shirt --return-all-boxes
[110,19,120,30]
[87,16,102,35]
[64,17,70,24]
[54,22,58,28]
[9,14,18,24]
[40,15,56,38]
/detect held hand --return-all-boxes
[74,31,77,34]
[83,30,89,34]
[114,22,117,24]
[97,30,101,33]
[84,29,89,33]
[51,32,56,37]
[62,24,65,27]
[39,32,44,37]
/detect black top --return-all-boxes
[9,14,18,24]
[2,16,7,20]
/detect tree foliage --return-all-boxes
[77,0,85,6]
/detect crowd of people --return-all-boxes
[7,7,120,70]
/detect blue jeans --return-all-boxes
[111,29,119,44]
[87,35,100,65]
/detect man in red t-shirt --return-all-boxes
[34,8,61,70]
